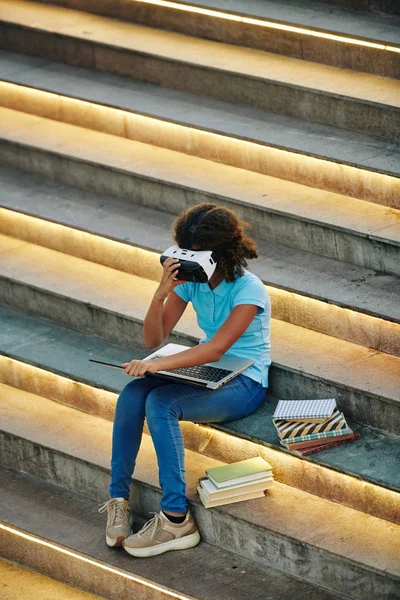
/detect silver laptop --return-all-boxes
[145,343,254,390]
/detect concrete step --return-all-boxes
[1,175,399,357]
[0,468,348,600]
[0,104,399,279]
[30,0,400,77]
[315,0,400,15]
[0,557,101,600]
[1,390,399,599]
[1,54,400,203]
[1,2,400,141]
[1,306,399,524]
[0,230,399,436]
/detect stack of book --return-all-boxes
[273,398,360,457]
[197,456,274,508]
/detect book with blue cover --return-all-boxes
[275,410,350,445]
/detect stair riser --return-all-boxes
[1,82,399,209]
[1,24,399,142]
[269,364,399,436]
[2,355,398,524]
[0,526,181,600]
[1,278,398,434]
[1,140,399,278]
[0,276,196,351]
[1,434,398,600]
[29,0,400,78]
[270,364,400,435]
[2,208,399,356]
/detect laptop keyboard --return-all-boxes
[163,365,233,382]
[148,355,233,382]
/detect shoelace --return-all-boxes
[137,512,163,540]
[98,498,128,526]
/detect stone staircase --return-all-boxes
[0,0,399,598]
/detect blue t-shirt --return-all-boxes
[174,270,271,387]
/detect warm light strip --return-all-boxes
[0,523,193,600]
[2,82,397,184]
[1,361,399,524]
[132,0,400,53]
[1,206,399,357]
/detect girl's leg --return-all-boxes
[145,374,266,513]
[110,377,169,499]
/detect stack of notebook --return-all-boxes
[197,456,274,508]
[273,398,360,457]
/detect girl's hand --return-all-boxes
[154,257,182,301]
[122,359,164,377]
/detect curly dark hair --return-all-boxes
[172,203,258,282]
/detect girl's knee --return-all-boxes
[115,379,148,420]
[145,389,177,423]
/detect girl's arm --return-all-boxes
[143,257,188,349]
[124,304,259,376]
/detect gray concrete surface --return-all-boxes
[1,48,399,147]
[1,166,399,357]
[0,467,346,600]
[1,166,399,320]
[0,95,399,256]
[1,305,399,498]
[0,234,399,433]
[0,558,100,600]
[1,17,399,139]
[0,4,399,598]
[0,398,399,599]
[316,0,400,15]
[29,0,400,77]
[31,0,400,43]
[1,103,399,212]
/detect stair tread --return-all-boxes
[0,467,346,600]
[0,105,399,245]
[0,557,100,600]
[1,304,399,495]
[1,166,399,326]
[1,386,399,577]
[1,235,399,406]
[2,0,400,111]
[165,0,400,45]
[1,50,400,182]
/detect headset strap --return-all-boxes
[182,208,209,249]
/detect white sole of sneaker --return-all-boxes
[106,533,131,547]
[105,516,134,547]
[122,531,201,557]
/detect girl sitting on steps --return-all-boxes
[100,202,271,558]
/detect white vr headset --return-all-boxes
[160,245,217,283]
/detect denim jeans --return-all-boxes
[110,374,266,513]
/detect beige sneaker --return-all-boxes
[122,511,200,558]
[98,497,133,547]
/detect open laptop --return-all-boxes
[144,343,254,390]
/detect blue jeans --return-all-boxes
[110,374,266,513]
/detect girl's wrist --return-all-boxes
[153,291,167,302]
[153,358,167,371]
